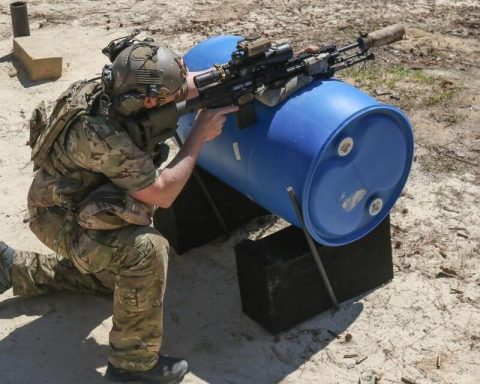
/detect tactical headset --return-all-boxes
[101,30,188,116]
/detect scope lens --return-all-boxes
[194,70,221,88]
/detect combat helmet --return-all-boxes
[101,30,188,116]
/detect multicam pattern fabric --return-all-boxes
[14,206,168,371]
[255,74,313,107]
[19,111,170,371]
[77,182,154,230]
[28,114,159,210]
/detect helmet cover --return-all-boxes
[102,39,188,115]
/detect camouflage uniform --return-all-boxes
[14,112,169,371]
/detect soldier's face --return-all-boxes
[143,91,181,109]
[143,96,159,109]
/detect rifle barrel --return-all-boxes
[337,42,360,54]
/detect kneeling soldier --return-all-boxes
[0,34,237,383]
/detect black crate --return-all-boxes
[235,216,393,334]
[154,167,268,253]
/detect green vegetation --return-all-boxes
[338,64,456,108]
[340,65,435,88]
[425,88,455,106]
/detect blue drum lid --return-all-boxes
[302,105,414,246]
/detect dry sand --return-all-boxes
[0,1,479,383]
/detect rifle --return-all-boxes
[131,24,405,150]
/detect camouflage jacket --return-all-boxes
[28,113,159,228]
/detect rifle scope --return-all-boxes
[194,42,293,89]
[195,69,223,89]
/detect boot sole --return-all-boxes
[105,371,186,384]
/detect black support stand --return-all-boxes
[153,166,268,254]
[287,187,339,310]
[234,215,393,334]
[154,169,394,334]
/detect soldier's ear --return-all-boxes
[143,96,158,109]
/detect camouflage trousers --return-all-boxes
[12,206,169,371]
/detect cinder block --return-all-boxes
[13,36,62,81]
[235,216,393,334]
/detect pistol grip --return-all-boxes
[235,102,257,129]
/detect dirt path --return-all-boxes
[0,1,478,383]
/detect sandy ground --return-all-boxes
[0,1,479,383]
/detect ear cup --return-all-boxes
[101,64,115,94]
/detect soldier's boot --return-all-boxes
[105,354,188,384]
[0,241,15,294]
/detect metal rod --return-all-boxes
[335,51,366,64]
[174,133,230,236]
[10,2,30,37]
[332,54,374,73]
[287,186,339,309]
[337,42,360,54]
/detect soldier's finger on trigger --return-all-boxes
[215,105,238,115]
[226,105,239,114]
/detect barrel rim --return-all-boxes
[302,104,414,246]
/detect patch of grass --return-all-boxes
[410,70,437,86]
[425,88,455,107]
[340,65,436,88]
[339,64,456,109]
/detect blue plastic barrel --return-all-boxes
[177,36,414,246]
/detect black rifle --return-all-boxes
[132,24,405,149]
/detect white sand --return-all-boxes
[0,1,479,383]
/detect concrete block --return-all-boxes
[235,216,393,334]
[13,36,62,81]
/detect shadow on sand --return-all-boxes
[0,293,111,384]
[0,53,60,88]
[159,239,365,384]
[0,236,364,384]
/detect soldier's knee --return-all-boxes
[125,228,169,273]
[143,232,169,269]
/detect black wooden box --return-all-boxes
[153,167,268,254]
[234,216,393,334]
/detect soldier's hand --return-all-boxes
[193,105,239,142]
[295,45,320,55]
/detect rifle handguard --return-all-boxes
[304,53,331,77]
[358,24,405,50]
